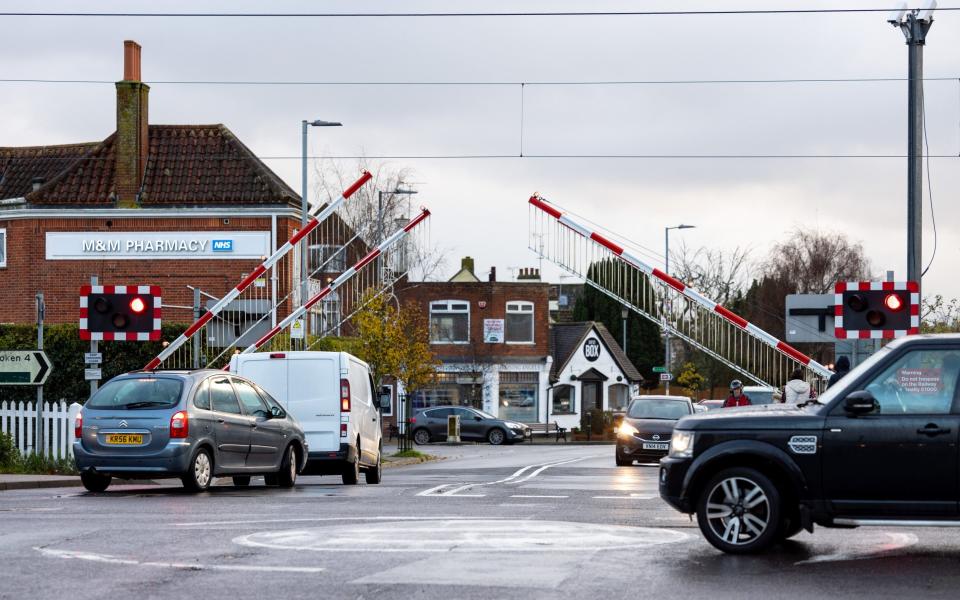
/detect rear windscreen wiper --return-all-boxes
[123,401,173,409]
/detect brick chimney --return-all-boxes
[517,267,541,281]
[115,40,149,208]
[488,266,497,282]
[461,256,475,277]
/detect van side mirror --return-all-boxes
[379,392,391,410]
[844,391,879,416]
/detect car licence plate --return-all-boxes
[642,442,669,451]
[105,434,143,445]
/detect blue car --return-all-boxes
[74,370,307,492]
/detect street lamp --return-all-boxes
[300,119,342,346]
[664,224,695,393]
[621,306,629,356]
[377,187,418,244]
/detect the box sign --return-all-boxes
[584,338,601,362]
[483,319,504,343]
[46,232,270,260]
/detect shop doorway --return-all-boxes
[582,381,603,411]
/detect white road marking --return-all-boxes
[175,515,486,527]
[794,532,919,565]
[510,495,569,499]
[592,494,658,500]
[35,547,325,573]
[353,552,583,588]
[423,454,601,497]
[234,519,692,553]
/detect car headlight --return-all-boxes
[507,422,523,430]
[669,431,695,458]
[617,422,639,438]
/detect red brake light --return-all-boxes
[340,378,351,412]
[340,423,348,438]
[270,353,286,359]
[74,411,83,439]
[884,293,904,312]
[129,297,147,314]
[170,410,189,438]
[409,416,416,424]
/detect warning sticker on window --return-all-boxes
[897,369,943,394]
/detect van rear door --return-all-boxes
[288,354,340,452]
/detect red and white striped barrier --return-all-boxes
[80,285,162,341]
[529,194,833,378]
[242,208,432,354]
[834,281,920,339]
[143,171,373,370]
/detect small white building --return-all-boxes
[546,322,644,431]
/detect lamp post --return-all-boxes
[377,187,418,244]
[664,224,695,393]
[301,119,341,346]
[621,306,629,356]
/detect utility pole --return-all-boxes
[35,293,44,456]
[890,4,935,294]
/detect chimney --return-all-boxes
[115,40,149,208]
[488,266,497,282]
[517,267,541,281]
[461,256,475,276]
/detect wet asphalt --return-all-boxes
[2,443,960,600]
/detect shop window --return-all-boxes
[500,371,539,422]
[309,244,346,273]
[0,228,5,268]
[552,384,575,415]
[430,301,470,343]
[505,301,534,343]
[608,384,630,411]
[410,373,483,410]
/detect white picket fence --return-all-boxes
[0,400,81,459]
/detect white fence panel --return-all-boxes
[0,400,80,459]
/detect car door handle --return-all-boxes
[917,424,952,436]
[249,422,258,428]
[217,418,226,424]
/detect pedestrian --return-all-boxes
[827,356,851,389]
[723,380,751,408]
[784,368,813,404]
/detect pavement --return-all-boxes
[2,444,960,599]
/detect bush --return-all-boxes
[0,432,76,475]
[0,432,20,470]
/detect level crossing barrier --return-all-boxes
[528,195,833,388]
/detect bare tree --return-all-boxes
[313,158,448,281]
[763,228,873,294]
[671,241,751,305]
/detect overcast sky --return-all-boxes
[3,0,959,303]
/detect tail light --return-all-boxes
[74,411,83,439]
[340,423,348,438]
[170,410,189,438]
[409,416,416,424]
[340,378,351,412]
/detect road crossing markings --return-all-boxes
[420,454,602,497]
[510,495,569,499]
[35,547,326,573]
[794,532,919,565]
[592,494,658,500]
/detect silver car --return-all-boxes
[74,370,307,492]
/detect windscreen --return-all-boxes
[627,399,691,420]
[86,377,183,410]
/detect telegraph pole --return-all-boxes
[892,6,935,293]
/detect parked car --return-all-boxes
[660,334,960,554]
[74,370,307,493]
[411,406,531,445]
[697,400,725,411]
[230,351,385,485]
[616,395,694,466]
[741,386,781,405]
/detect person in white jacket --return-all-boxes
[783,369,813,404]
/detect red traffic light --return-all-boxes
[884,293,904,312]
[129,297,147,314]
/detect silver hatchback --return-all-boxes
[74,370,307,492]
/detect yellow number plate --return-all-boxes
[105,434,143,445]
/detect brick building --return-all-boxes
[396,257,553,424]
[0,41,361,335]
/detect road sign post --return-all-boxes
[659,373,673,382]
[36,293,44,455]
[652,366,666,373]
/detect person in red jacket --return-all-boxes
[723,379,751,408]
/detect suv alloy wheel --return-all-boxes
[696,467,782,554]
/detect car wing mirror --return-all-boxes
[269,406,283,419]
[474,416,482,421]
[844,391,879,416]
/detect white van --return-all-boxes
[229,351,384,485]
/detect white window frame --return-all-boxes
[0,228,6,268]
[308,243,347,273]
[505,300,535,344]
[430,300,470,344]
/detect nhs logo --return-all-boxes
[212,239,234,252]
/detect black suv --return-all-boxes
[660,334,960,554]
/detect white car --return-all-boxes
[230,351,385,484]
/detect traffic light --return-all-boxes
[834,281,919,339]
[80,285,162,341]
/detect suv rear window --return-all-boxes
[86,377,183,410]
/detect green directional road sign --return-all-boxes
[0,351,52,385]
[652,366,667,373]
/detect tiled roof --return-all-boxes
[0,142,99,200]
[4,125,299,207]
[549,321,644,383]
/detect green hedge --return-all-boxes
[0,323,187,404]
